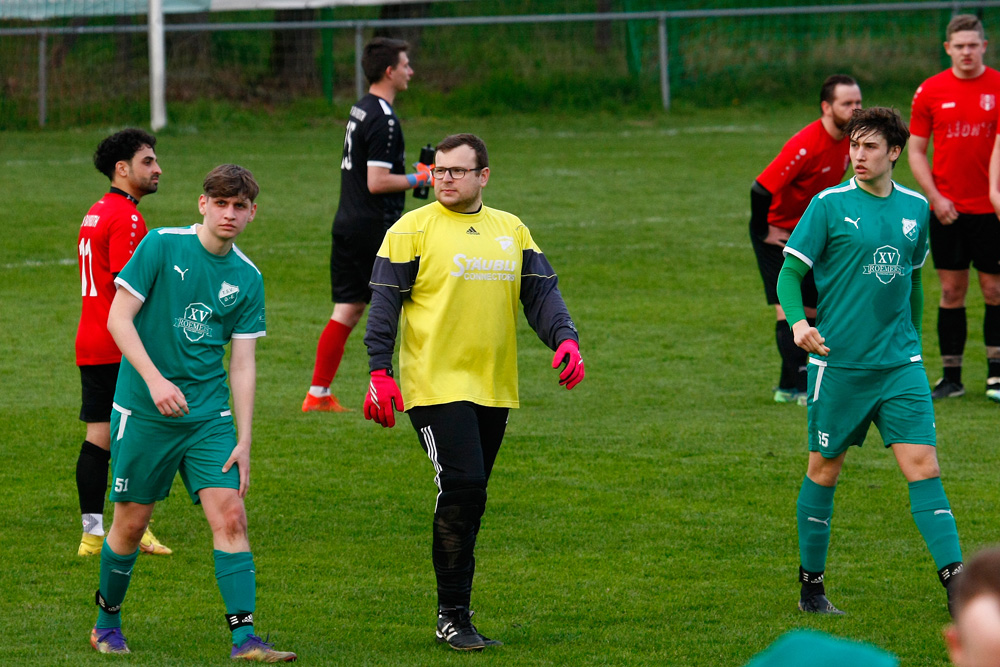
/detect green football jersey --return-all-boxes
[784,177,929,369]
[113,225,266,421]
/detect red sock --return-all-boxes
[311,320,353,388]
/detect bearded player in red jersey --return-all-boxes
[910,14,1000,402]
[750,75,863,405]
[75,129,171,557]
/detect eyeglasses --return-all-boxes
[431,166,482,180]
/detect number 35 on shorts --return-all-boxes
[114,477,129,492]
[817,431,830,448]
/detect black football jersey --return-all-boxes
[332,93,406,233]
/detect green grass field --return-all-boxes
[3,106,998,665]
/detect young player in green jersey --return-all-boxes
[777,107,963,616]
[89,165,296,662]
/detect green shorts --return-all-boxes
[109,406,239,504]
[806,360,936,458]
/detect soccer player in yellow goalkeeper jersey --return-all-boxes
[362,133,584,651]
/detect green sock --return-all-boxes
[96,540,140,629]
[909,477,962,569]
[797,476,836,573]
[215,550,256,646]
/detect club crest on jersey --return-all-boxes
[902,218,917,241]
[495,236,516,255]
[175,302,214,342]
[982,94,996,111]
[218,281,240,307]
[862,245,905,285]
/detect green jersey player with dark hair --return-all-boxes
[777,107,963,616]
[90,165,296,662]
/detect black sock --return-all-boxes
[76,441,110,515]
[939,562,964,588]
[799,566,826,598]
[776,320,806,391]
[984,305,1000,379]
[939,307,967,383]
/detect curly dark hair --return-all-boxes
[93,129,157,180]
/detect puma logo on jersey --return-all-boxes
[807,517,830,527]
[844,216,860,229]
[174,265,189,280]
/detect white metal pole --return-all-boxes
[149,0,167,130]
[355,25,364,102]
[38,30,47,127]
[658,16,670,111]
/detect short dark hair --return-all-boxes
[951,548,1000,619]
[844,107,910,160]
[947,13,984,41]
[820,74,858,107]
[436,134,489,170]
[362,37,408,86]
[203,164,259,202]
[93,128,157,180]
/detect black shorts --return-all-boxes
[79,363,120,423]
[750,223,817,308]
[408,402,510,490]
[930,211,1000,274]
[329,228,386,304]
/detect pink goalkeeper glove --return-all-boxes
[406,162,435,189]
[364,369,404,428]
[552,339,584,390]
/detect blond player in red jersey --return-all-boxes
[75,129,171,557]
[750,75,862,405]
[910,14,1000,402]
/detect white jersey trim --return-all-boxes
[231,331,266,339]
[231,244,261,275]
[157,225,198,235]
[783,246,813,268]
[910,355,923,362]
[915,247,930,270]
[817,178,858,199]
[114,277,146,303]
[220,409,232,417]
[378,98,393,115]
[893,182,929,203]
[808,357,828,367]
[367,160,393,169]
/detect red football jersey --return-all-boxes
[756,119,851,230]
[910,67,1000,214]
[75,192,147,366]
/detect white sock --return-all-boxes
[82,513,105,536]
[308,386,331,397]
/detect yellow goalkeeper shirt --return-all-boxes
[366,201,578,409]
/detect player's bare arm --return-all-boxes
[107,287,188,417]
[908,135,958,224]
[989,132,1000,218]
[367,164,430,194]
[791,319,829,356]
[224,336,257,497]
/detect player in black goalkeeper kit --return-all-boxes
[362,134,585,651]
[302,37,432,413]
